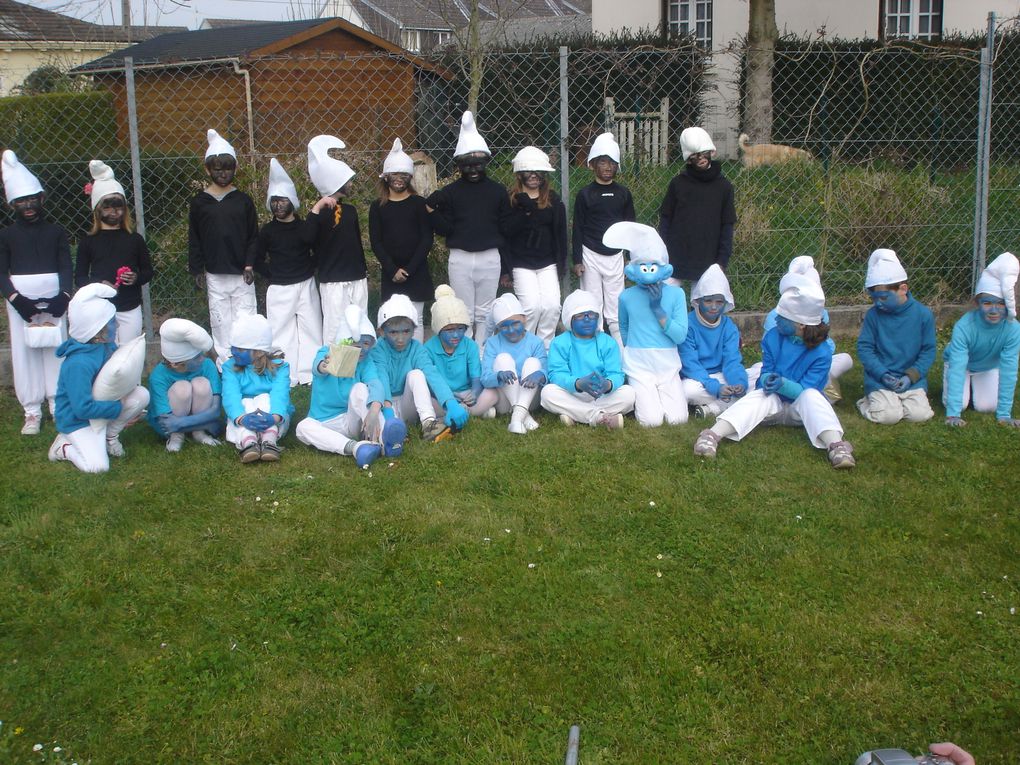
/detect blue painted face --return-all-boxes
[868,287,896,312]
[231,347,254,367]
[184,354,205,373]
[570,310,600,338]
[497,317,526,343]
[104,315,117,341]
[977,295,1006,324]
[697,295,726,321]
[624,260,673,286]
[354,333,376,361]
[775,315,798,337]
[439,325,467,351]
[383,318,414,351]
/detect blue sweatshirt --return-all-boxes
[221,358,293,422]
[679,310,747,396]
[547,331,625,391]
[943,310,1020,419]
[307,346,384,421]
[54,339,122,434]
[480,331,548,388]
[370,339,455,403]
[857,296,936,395]
[424,334,481,393]
[757,327,833,402]
[618,283,688,348]
[764,307,836,353]
[147,358,222,430]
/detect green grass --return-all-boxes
[1,355,1018,764]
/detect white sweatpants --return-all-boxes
[449,248,501,343]
[225,393,291,448]
[857,388,934,424]
[717,387,843,449]
[319,278,368,348]
[629,373,688,427]
[513,265,561,348]
[295,382,370,454]
[942,364,999,414]
[206,272,257,366]
[683,366,762,415]
[49,386,149,473]
[267,278,323,385]
[410,301,425,344]
[830,352,853,381]
[579,246,624,344]
[540,383,635,425]
[115,306,143,345]
[7,273,64,418]
[391,369,438,426]
[491,353,543,414]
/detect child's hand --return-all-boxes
[159,413,185,434]
[444,398,469,429]
[392,268,409,283]
[997,416,1020,428]
[499,274,514,290]
[496,370,517,386]
[118,269,137,286]
[313,195,337,213]
[572,263,585,277]
[945,415,966,427]
[761,373,782,393]
[193,273,206,291]
[455,389,477,406]
[520,371,546,389]
[243,267,254,285]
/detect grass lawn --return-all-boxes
[0,352,1017,764]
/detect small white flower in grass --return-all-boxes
[527,563,536,569]
[305,474,313,480]
[255,496,261,502]
[795,515,802,521]
[656,571,663,578]
[504,528,511,534]
[53,746,62,752]
[160,642,167,649]
[1010,607,1016,615]
[388,462,395,468]
[33,744,42,751]
[656,554,663,560]
[483,537,491,543]
[362,464,369,470]
[368,471,373,477]
[231,642,238,650]
[648,501,656,507]
[976,611,983,616]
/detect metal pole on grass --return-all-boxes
[124,56,154,342]
[564,724,580,765]
[972,13,995,292]
[559,45,571,294]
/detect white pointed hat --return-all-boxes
[776,274,826,326]
[88,160,126,210]
[204,129,236,160]
[865,248,909,289]
[587,132,621,166]
[2,150,43,203]
[377,293,418,328]
[230,313,273,352]
[602,221,668,264]
[680,126,716,161]
[160,318,213,363]
[266,158,300,211]
[779,255,822,294]
[336,304,376,343]
[382,138,414,176]
[453,111,490,158]
[560,289,601,328]
[68,283,117,342]
[308,135,355,197]
[691,264,735,313]
[491,293,525,325]
[975,251,1019,318]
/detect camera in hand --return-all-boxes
[856,749,953,765]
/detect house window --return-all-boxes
[883,0,943,41]
[667,0,712,48]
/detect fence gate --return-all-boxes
[604,96,670,165]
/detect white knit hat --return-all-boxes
[560,289,600,328]
[865,248,909,289]
[204,129,236,160]
[779,255,822,294]
[602,221,668,264]
[776,274,826,326]
[230,313,273,352]
[68,283,117,342]
[377,294,418,328]
[431,284,470,334]
[453,111,490,158]
[160,318,213,363]
[2,150,43,203]
[382,138,414,176]
[691,264,735,313]
[680,127,716,161]
[265,158,300,212]
[587,132,621,166]
[308,135,355,197]
[491,293,525,325]
[336,304,376,343]
[975,251,1020,318]
[512,146,554,173]
[88,160,126,210]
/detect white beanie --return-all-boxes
[431,284,470,334]
[88,160,126,210]
[680,127,716,161]
[512,146,554,173]
[491,293,525,325]
[865,248,909,289]
[230,313,273,352]
[587,132,621,166]
[265,158,300,212]
[975,251,1020,318]
[453,111,490,158]
[377,294,418,328]
[382,138,414,176]
[160,318,213,363]
[68,283,117,342]
[336,304,376,343]
[779,255,822,294]
[560,289,600,328]
[691,264,735,313]
[308,135,355,197]
[2,150,43,203]
[776,274,826,326]
[204,129,236,160]
[602,221,668,264]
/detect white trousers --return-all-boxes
[943,364,999,414]
[391,368,438,426]
[540,383,635,425]
[267,278,323,385]
[491,353,542,414]
[579,246,624,344]
[206,272,257,366]
[513,265,561,348]
[319,278,368,348]
[683,367,762,415]
[857,389,934,424]
[830,352,853,381]
[448,248,501,343]
[295,382,369,454]
[225,393,291,448]
[115,306,143,345]
[7,273,64,418]
[410,301,425,344]
[630,372,688,426]
[717,387,843,449]
[49,386,149,473]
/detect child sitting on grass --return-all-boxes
[481,293,548,435]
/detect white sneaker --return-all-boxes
[191,431,221,446]
[106,436,125,457]
[524,413,540,431]
[596,412,625,430]
[508,406,528,435]
[482,407,497,420]
[21,414,41,435]
[166,432,186,453]
[559,414,575,427]
[48,435,70,462]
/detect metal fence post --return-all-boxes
[124,56,154,342]
[559,45,571,294]
[972,13,996,291]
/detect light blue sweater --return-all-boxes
[480,331,548,388]
[547,331,625,391]
[943,310,1020,419]
[307,346,384,421]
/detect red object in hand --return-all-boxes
[113,266,132,287]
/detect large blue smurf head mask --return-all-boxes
[604,221,673,288]
[625,259,673,286]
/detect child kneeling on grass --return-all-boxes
[481,292,548,435]
[48,284,150,472]
[942,251,1020,428]
[222,314,293,463]
[694,275,856,469]
[856,249,936,425]
[540,288,634,428]
[148,318,223,452]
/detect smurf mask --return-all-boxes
[625,259,673,286]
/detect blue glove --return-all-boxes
[776,377,804,400]
[881,372,911,392]
[646,283,667,322]
[760,372,782,393]
[892,374,911,393]
[520,371,546,389]
[496,370,517,385]
[444,398,469,429]
[239,412,263,431]
[590,372,612,395]
[576,374,598,396]
[159,413,187,434]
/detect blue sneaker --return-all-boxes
[354,441,382,469]
[381,417,407,457]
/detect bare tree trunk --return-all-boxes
[745,0,778,143]
[466,2,483,114]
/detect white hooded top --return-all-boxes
[382,138,415,176]
[690,263,735,313]
[89,160,126,210]
[491,293,525,325]
[160,318,213,363]
[679,127,716,161]
[204,129,237,160]
[2,150,43,203]
[266,158,300,211]
[779,255,822,294]
[865,248,909,289]
[602,221,668,265]
[377,294,418,328]
[560,289,600,328]
[975,251,1020,318]
[776,274,826,326]
[230,313,274,352]
[69,283,117,342]
[431,284,470,334]
[453,111,490,158]
[587,132,621,166]
[308,135,355,197]
[336,304,376,343]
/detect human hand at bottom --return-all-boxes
[520,371,546,389]
[760,373,782,393]
[496,370,517,385]
[945,416,966,427]
[928,742,975,765]
[997,416,1020,428]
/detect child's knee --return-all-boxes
[294,417,315,445]
[191,376,213,396]
[521,356,542,376]
[493,352,515,371]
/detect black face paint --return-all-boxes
[98,196,126,227]
[456,154,489,183]
[206,155,237,188]
[11,193,43,223]
[269,196,294,220]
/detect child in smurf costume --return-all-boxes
[611,222,689,426]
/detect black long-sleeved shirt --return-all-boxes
[426,177,511,252]
[75,229,153,311]
[503,191,568,275]
[253,218,316,286]
[368,195,434,302]
[657,162,737,281]
[301,203,367,283]
[571,181,635,262]
[187,189,259,276]
[0,216,72,298]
